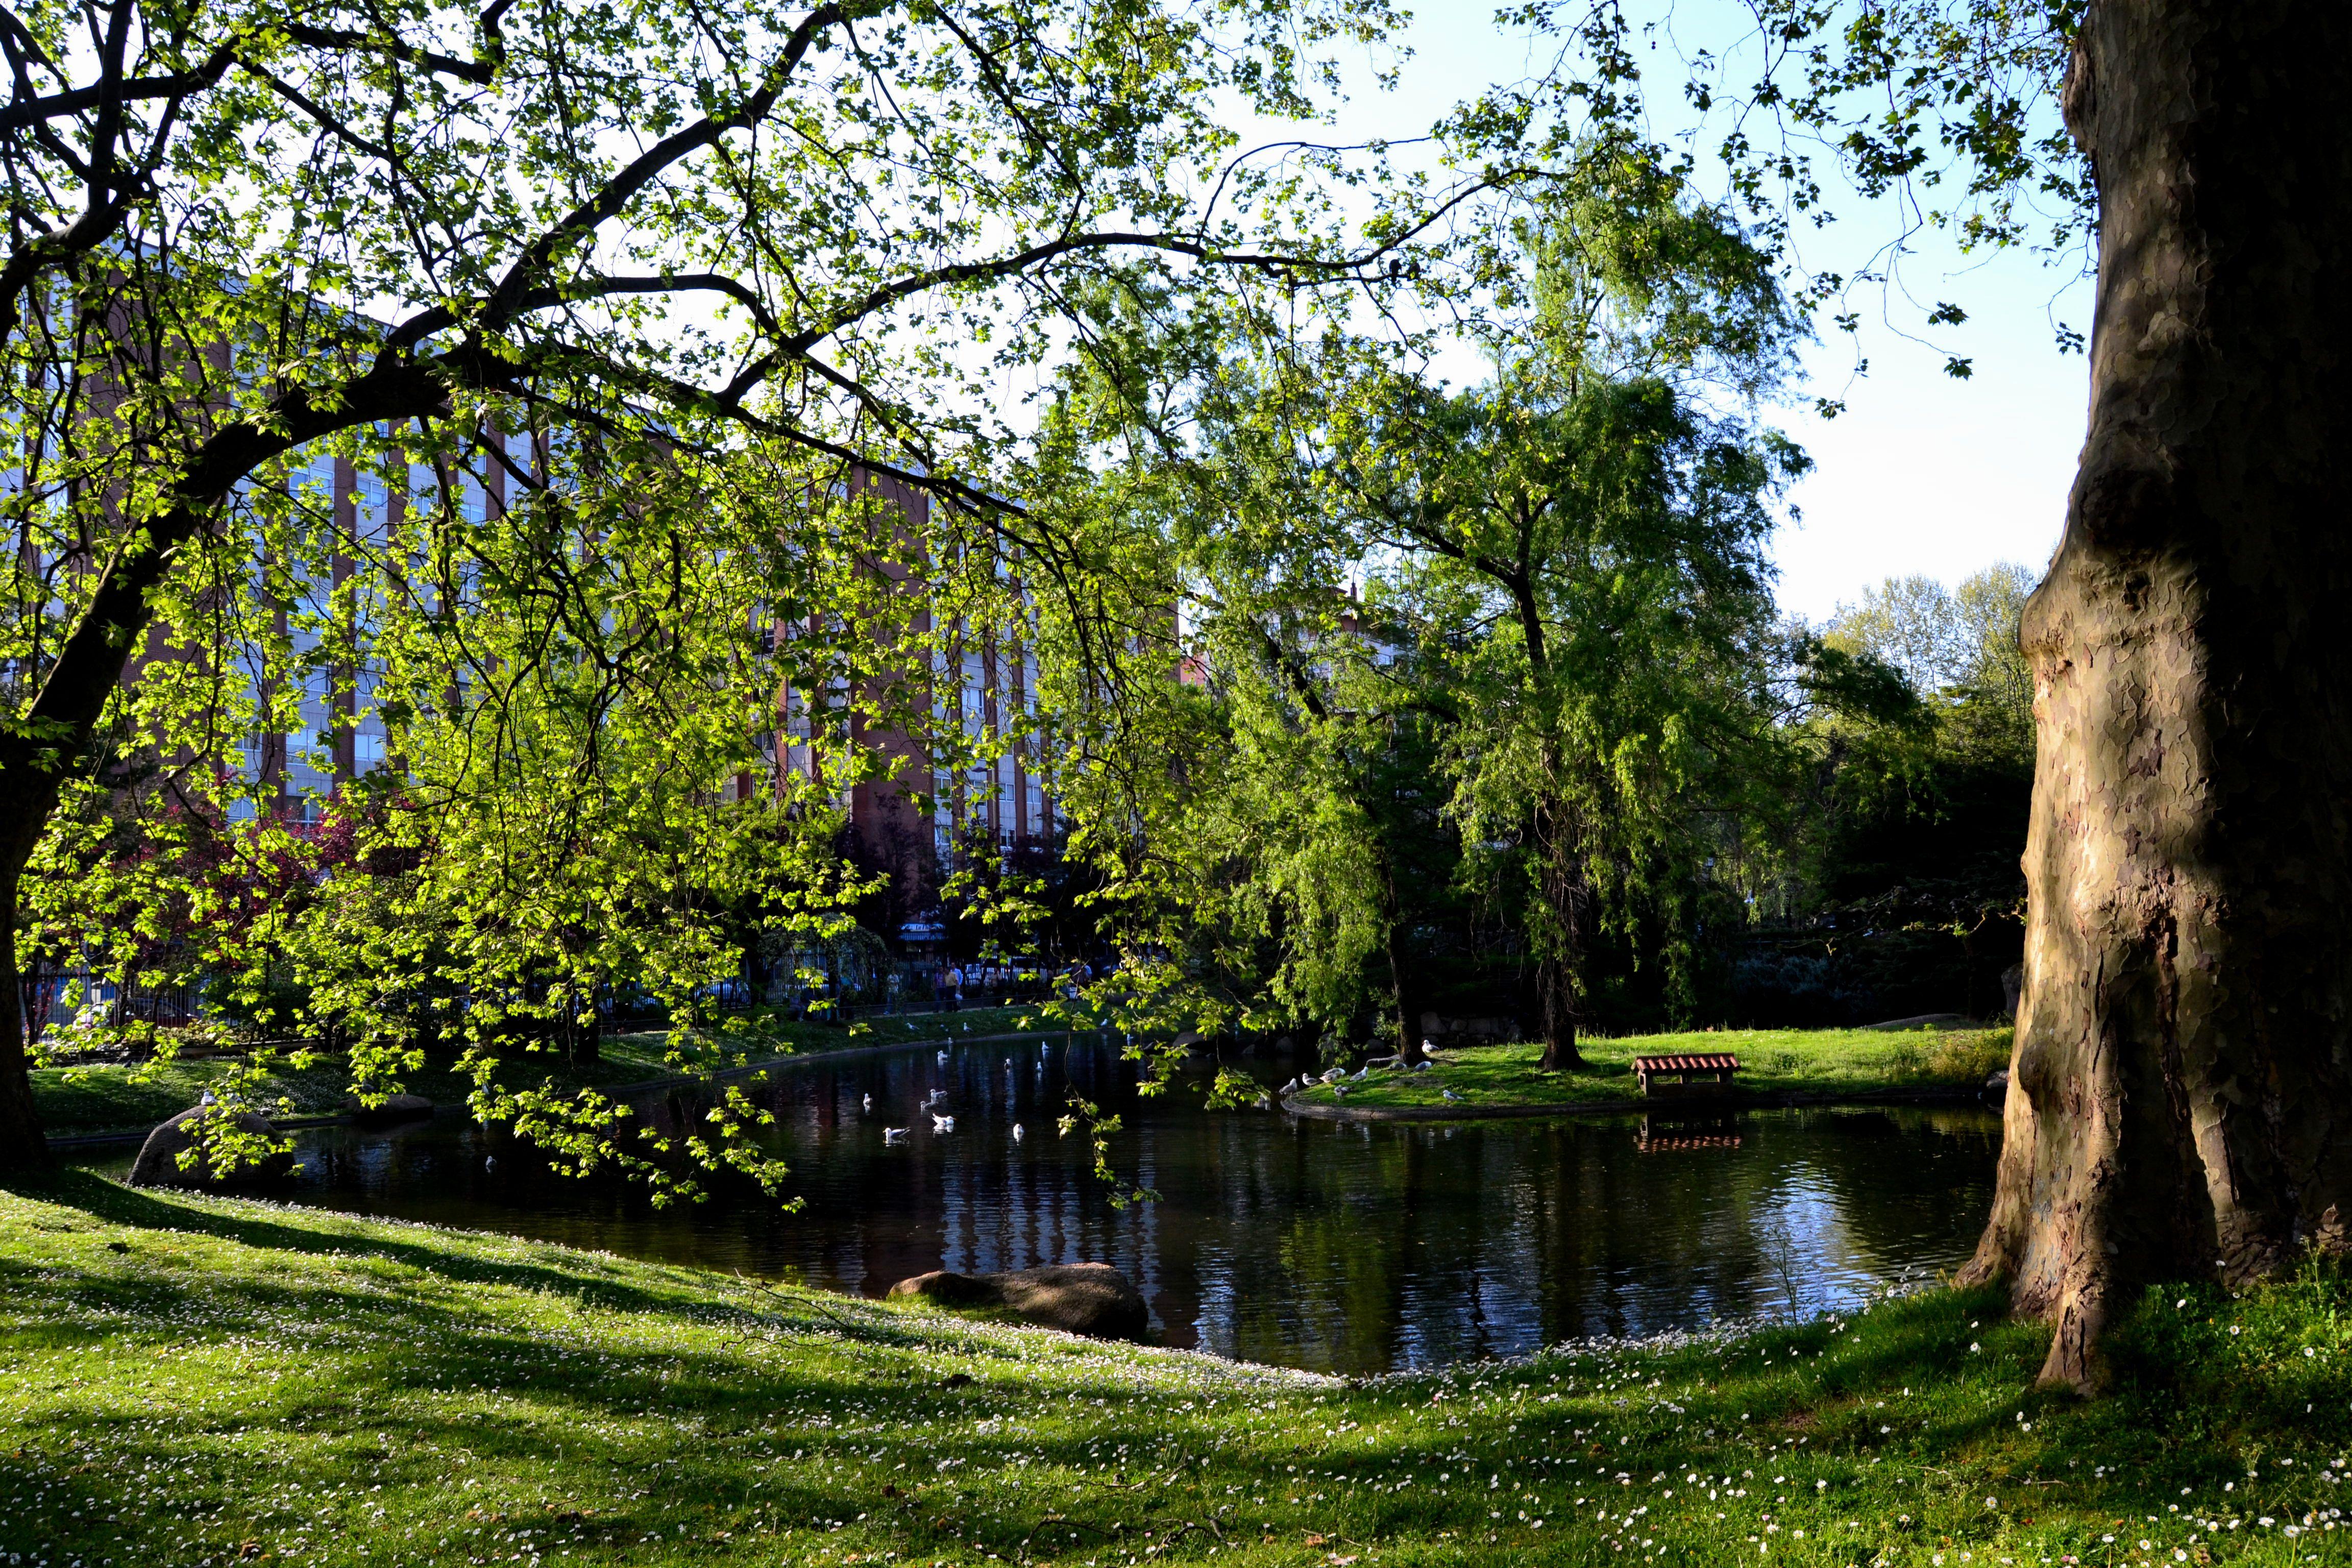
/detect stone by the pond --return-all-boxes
[342,1092,435,1124]
[128,1107,285,1189]
[888,1262,1148,1340]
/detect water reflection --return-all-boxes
[275,1036,1999,1374]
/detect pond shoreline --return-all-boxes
[46,1026,1071,1153]
[598,1025,1069,1097]
[1281,1082,1990,1122]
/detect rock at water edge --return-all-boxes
[128,1108,284,1189]
[888,1262,1149,1340]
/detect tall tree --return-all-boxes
[1167,580,1459,1063]
[1951,2,2352,1391]
[1335,364,1795,1070]
[0,0,1442,1171]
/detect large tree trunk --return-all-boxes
[1957,0,2352,1392]
[1531,799,1589,1073]
[1381,866,1426,1066]
[1534,952,1584,1073]
[0,866,44,1170]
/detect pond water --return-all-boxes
[252,1035,2000,1375]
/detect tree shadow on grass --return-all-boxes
[2,1179,1333,1567]
[9,1166,874,1331]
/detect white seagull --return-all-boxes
[1011,1123,1025,1142]
[1441,1089,1462,1102]
[1280,1077,1300,1094]
[862,1093,874,1114]
[938,1049,951,1064]
[884,1126,910,1143]
[933,1113,957,1133]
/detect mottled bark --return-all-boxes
[1958,0,2352,1391]
[0,866,43,1169]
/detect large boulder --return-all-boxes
[888,1262,1148,1340]
[128,1107,286,1190]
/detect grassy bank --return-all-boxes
[5,1171,2349,1567]
[1290,1025,2014,1114]
[33,1004,1056,1140]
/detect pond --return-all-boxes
[254,1035,1999,1376]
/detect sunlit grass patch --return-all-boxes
[1293,1024,2016,1111]
[6,1171,2349,1566]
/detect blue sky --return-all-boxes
[1245,2,2094,623]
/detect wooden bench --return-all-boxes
[1631,1051,1740,1098]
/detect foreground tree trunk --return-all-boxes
[0,868,43,1168]
[1957,0,2352,1391]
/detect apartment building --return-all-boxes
[261,434,520,817]
[155,430,1047,958]
[771,467,1057,938]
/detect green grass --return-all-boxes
[33,1004,1060,1140]
[1293,1025,2015,1112]
[6,1169,2350,1567]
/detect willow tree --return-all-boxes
[1191,149,1796,1070]
[1338,374,1794,1070]
[0,0,1446,1173]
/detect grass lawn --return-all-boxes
[33,1004,1060,1140]
[1291,1025,2016,1113]
[5,1169,2348,1566]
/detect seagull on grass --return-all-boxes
[1441,1089,1462,1103]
